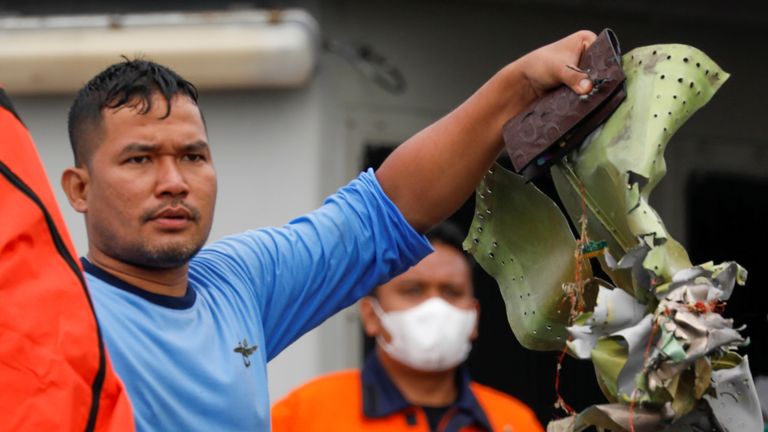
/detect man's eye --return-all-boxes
[442,286,464,298]
[126,156,150,164]
[401,286,423,296]
[182,154,205,162]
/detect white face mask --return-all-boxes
[371,297,477,372]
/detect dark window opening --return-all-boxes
[686,172,768,376]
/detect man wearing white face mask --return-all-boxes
[272,223,543,432]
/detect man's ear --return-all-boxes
[359,297,384,338]
[61,166,89,213]
[470,298,480,341]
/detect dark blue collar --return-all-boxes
[361,352,492,431]
[81,257,196,310]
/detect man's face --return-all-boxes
[377,241,475,311]
[361,241,477,339]
[78,94,216,269]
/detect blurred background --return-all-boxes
[2,0,766,423]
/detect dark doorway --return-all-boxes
[686,172,768,376]
[361,144,606,424]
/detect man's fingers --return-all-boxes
[562,63,592,95]
[563,30,598,94]
[578,29,598,48]
[517,29,599,97]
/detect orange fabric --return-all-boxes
[0,91,134,431]
[272,369,544,432]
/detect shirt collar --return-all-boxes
[361,351,492,431]
[81,257,197,309]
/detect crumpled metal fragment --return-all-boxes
[547,400,726,432]
[547,404,662,432]
[464,41,759,431]
[657,261,747,302]
[559,253,752,428]
[644,267,748,406]
[567,285,647,360]
[703,356,763,432]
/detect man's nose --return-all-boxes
[425,286,442,299]
[155,158,189,197]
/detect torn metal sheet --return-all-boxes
[660,401,721,431]
[463,163,594,350]
[548,404,662,432]
[704,356,763,432]
[608,315,654,400]
[549,400,724,432]
[658,262,746,301]
[551,162,636,291]
[567,285,647,360]
[552,44,729,287]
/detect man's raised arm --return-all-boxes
[376,30,597,233]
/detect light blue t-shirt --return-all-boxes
[84,170,432,431]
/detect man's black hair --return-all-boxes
[425,221,467,258]
[67,58,200,166]
[368,220,474,298]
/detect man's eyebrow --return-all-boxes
[182,141,210,152]
[395,279,423,287]
[118,141,209,155]
[119,143,158,155]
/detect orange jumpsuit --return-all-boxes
[273,353,543,432]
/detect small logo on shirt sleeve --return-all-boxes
[233,338,258,367]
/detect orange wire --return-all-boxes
[554,174,590,416]
[629,318,660,432]
[554,343,575,416]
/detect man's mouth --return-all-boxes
[154,207,191,219]
[148,207,194,229]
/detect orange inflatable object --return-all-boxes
[0,88,134,431]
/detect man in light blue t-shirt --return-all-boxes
[59,31,599,430]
